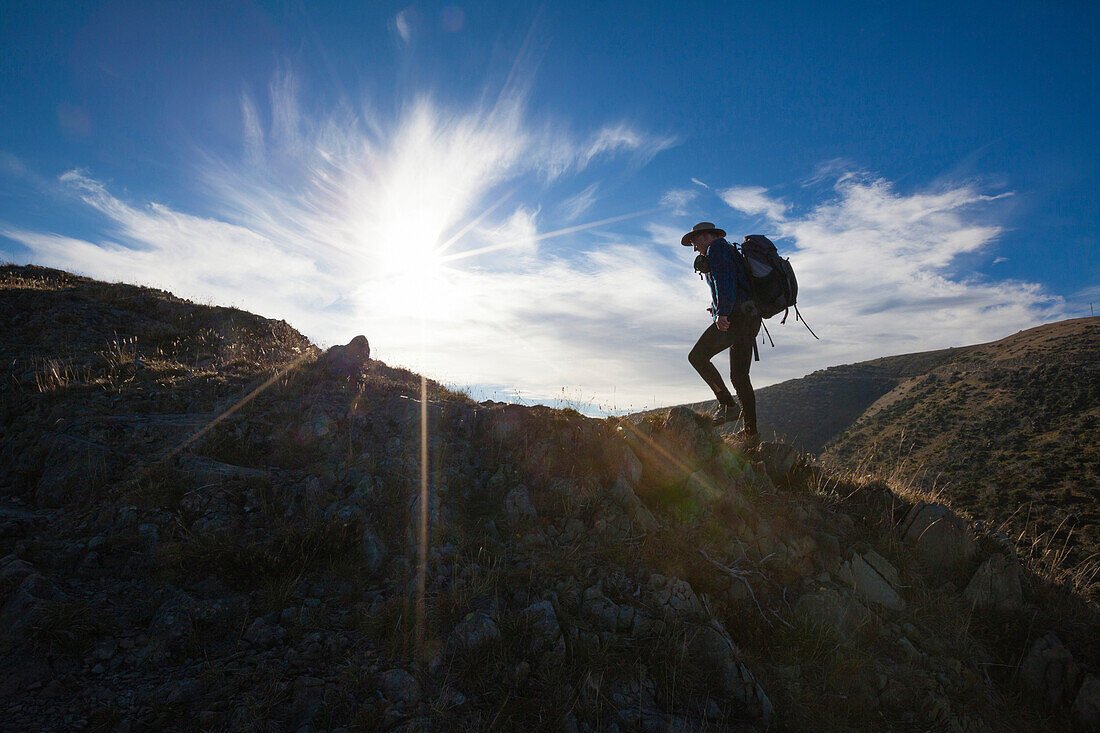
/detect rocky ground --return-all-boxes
[1,265,1098,731]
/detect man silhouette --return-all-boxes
[682,222,762,445]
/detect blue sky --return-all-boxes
[2,1,1097,413]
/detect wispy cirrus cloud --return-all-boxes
[3,170,330,322]
[580,123,677,168]
[559,183,599,221]
[3,69,689,411]
[394,8,414,44]
[711,172,1063,382]
[1,67,1065,413]
[660,188,697,216]
[719,185,789,222]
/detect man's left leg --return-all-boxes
[689,323,740,424]
[688,323,737,406]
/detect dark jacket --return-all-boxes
[703,238,750,320]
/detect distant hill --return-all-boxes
[822,318,1100,569]
[628,344,977,455]
[751,343,977,454]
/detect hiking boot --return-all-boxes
[731,429,760,449]
[712,402,741,426]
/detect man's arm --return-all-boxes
[708,243,739,318]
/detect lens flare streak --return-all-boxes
[416,374,429,650]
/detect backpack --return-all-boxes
[734,235,819,354]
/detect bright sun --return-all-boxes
[353,177,460,325]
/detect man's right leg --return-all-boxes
[688,324,737,406]
[728,317,761,435]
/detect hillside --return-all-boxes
[822,318,1100,583]
[2,265,1099,731]
[661,320,1099,591]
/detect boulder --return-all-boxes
[658,406,716,464]
[1020,633,1079,708]
[899,501,977,574]
[794,584,874,641]
[685,470,721,505]
[759,441,803,478]
[647,573,705,618]
[243,617,272,647]
[0,570,63,641]
[580,585,621,631]
[517,600,565,662]
[688,621,736,670]
[324,503,387,573]
[322,335,370,378]
[963,554,1023,613]
[0,555,36,594]
[721,659,775,724]
[502,485,537,522]
[834,549,905,611]
[1072,674,1100,729]
[378,668,421,707]
[609,477,656,530]
[615,440,643,486]
[447,612,500,656]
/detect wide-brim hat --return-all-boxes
[681,222,726,246]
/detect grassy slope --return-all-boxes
[823,318,1100,579]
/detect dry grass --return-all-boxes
[26,599,111,655]
[1008,511,1100,604]
[32,356,88,392]
[156,513,363,607]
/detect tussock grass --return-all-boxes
[26,599,111,655]
[31,356,89,392]
[157,515,362,603]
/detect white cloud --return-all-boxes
[5,172,330,327]
[660,188,696,216]
[645,222,692,249]
[715,173,1063,382]
[1072,283,1100,315]
[394,9,413,43]
[2,71,1064,415]
[560,183,599,221]
[718,185,789,222]
[240,94,264,167]
[5,73,692,412]
[579,124,677,170]
[0,151,26,178]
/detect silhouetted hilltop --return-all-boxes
[2,265,1098,731]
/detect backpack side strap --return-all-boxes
[760,319,776,349]
[794,305,820,340]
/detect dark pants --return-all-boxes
[688,316,762,433]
